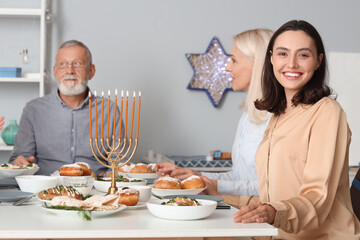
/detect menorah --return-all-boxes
[88,89,141,195]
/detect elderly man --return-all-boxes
[10,40,123,175]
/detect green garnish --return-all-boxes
[1,164,8,167]
[97,176,143,182]
[45,204,92,221]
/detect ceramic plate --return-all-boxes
[146,199,217,220]
[41,204,127,219]
[0,190,34,202]
[151,187,206,197]
[0,178,18,187]
[35,194,51,204]
[124,201,146,210]
[0,167,39,178]
[123,173,158,179]
[94,178,147,192]
[163,194,224,203]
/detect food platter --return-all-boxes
[123,172,158,179]
[0,167,39,179]
[124,201,146,210]
[146,199,217,220]
[151,187,206,197]
[41,203,127,220]
[163,194,224,202]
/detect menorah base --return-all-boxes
[107,186,118,195]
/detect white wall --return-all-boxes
[1,0,360,165]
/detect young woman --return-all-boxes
[234,20,360,239]
[156,29,273,208]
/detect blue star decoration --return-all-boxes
[186,36,232,107]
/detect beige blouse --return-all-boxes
[256,97,360,239]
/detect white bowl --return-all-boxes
[146,199,217,220]
[94,178,147,193]
[62,176,95,195]
[15,175,58,193]
[131,185,152,202]
[151,187,206,197]
[0,167,39,179]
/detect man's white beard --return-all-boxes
[58,75,88,96]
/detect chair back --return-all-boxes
[350,168,360,221]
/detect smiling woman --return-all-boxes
[233,20,360,240]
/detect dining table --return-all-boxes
[0,188,278,240]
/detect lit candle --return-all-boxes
[101,91,104,140]
[89,91,92,139]
[94,91,98,139]
[119,90,123,139]
[130,91,135,139]
[125,90,129,139]
[136,91,141,139]
[107,90,111,139]
[113,89,118,138]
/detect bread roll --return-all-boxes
[153,176,181,189]
[60,164,83,176]
[181,175,206,189]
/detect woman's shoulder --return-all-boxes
[314,96,343,112]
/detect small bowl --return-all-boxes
[62,176,95,195]
[131,185,152,202]
[94,177,147,193]
[146,199,217,220]
[15,175,58,193]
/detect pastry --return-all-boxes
[181,175,206,189]
[153,176,181,189]
[116,187,140,206]
[75,162,92,176]
[59,164,83,176]
[130,163,149,173]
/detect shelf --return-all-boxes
[0,77,42,83]
[0,8,42,17]
[0,142,14,151]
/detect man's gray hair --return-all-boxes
[58,40,92,65]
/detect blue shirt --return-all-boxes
[202,111,269,195]
[9,90,124,175]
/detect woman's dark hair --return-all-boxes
[254,20,331,115]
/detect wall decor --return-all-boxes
[186,37,232,107]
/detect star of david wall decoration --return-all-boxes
[186,37,232,107]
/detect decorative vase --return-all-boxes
[1,120,19,145]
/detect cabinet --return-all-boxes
[0,0,49,151]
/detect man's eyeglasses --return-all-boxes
[56,62,89,71]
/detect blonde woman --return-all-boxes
[156,29,273,208]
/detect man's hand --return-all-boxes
[233,201,276,224]
[13,156,35,166]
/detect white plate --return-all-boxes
[123,173,158,179]
[35,194,52,204]
[151,187,206,197]
[41,204,126,219]
[94,178,147,192]
[0,190,34,202]
[163,194,224,203]
[0,167,39,179]
[125,201,146,209]
[146,199,217,220]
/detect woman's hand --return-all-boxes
[202,176,220,196]
[155,162,201,180]
[233,201,276,224]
